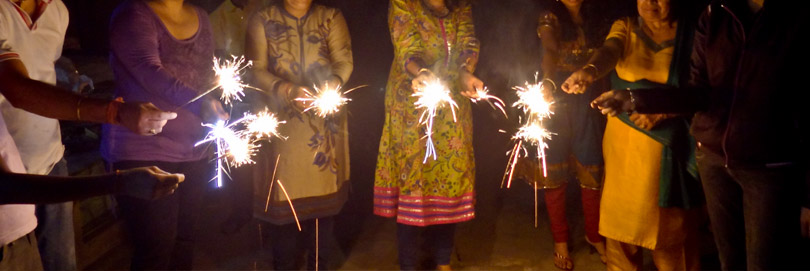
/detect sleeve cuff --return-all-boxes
[0,52,21,63]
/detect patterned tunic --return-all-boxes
[248,3,353,225]
[374,0,479,226]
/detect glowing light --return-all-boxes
[244,109,286,140]
[296,83,363,117]
[213,55,253,105]
[413,77,458,163]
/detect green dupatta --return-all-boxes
[609,17,703,209]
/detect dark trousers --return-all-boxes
[396,223,456,270]
[35,158,76,271]
[697,150,805,270]
[265,217,334,270]
[113,159,209,271]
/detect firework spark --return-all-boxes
[244,109,286,140]
[295,83,364,117]
[413,77,458,163]
[470,87,507,118]
[180,55,257,108]
[502,73,555,189]
[196,120,257,187]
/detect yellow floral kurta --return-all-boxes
[248,4,353,225]
[599,17,691,249]
[374,0,479,226]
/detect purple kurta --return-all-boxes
[102,0,214,163]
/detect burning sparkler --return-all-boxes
[181,55,257,108]
[295,83,364,117]
[470,86,507,118]
[244,109,286,140]
[502,74,555,188]
[413,77,458,163]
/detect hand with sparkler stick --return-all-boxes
[469,86,507,118]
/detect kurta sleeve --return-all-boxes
[455,1,479,72]
[389,0,424,71]
[326,9,353,85]
[109,6,204,113]
[246,11,287,93]
[605,18,628,58]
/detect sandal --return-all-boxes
[553,252,574,270]
[585,237,607,264]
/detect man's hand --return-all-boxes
[288,85,311,111]
[458,70,484,99]
[591,89,634,116]
[561,66,596,94]
[118,102,178,136]
[629,113,669,130]
[116,166,185,200]
[200,97,230,124]
[802,207,810,238]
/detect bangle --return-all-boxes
[542,78,557,92]
[106,97,124,124]
[76,97,84,121]
[627,88,636,112]
[584,63,599,76]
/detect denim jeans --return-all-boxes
[396,223,456,270]
[34,158,76,271]
[697,149,805,270]
[113,159,209,271]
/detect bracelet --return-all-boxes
[627,88,636,112]
[76,97,84,121]
[542,78,557,92]
[417,68,431,76]
[584,63,599,77]
[106,97,124,124]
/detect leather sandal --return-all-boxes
[553,252,574,270]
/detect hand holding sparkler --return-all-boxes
[115,166,185,200]
[116,101,178,136]
[590,89,633,116]
[561,64,598,94]
[200,96,230,123]
[458,70,484,99]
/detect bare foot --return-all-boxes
[585,237,607,264]
[436,264,452,271]
[553,242,573,270]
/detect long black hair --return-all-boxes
[545,0,612,48]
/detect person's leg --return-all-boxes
[269,222,303,270]
[169,159,211,270]
[0,232,44,271]
[396,223,420,271]
[604,238,642,271]
[34,158,76,271]
[696,150,746,270]
[544,183,573,269]
[427,223,456,269]
[734,165,804,270]
[305,217,334,270]
[649,211,701,271]
[114,160,180,271]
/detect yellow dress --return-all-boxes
[598,17,690,249]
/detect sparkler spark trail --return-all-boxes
[265,154,281,212]
[470,87,507,118]
[276,179,302,231]
[245,109,286,140]
[502,74,556,189]
[413,77,458,163]
[295,83,365,117]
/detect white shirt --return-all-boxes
[0,0,67,175]
[0,114,36,246]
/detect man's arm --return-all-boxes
[0,166,183,204]
[0,59,177,135]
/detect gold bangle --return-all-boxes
[76,97,84,121]
[584,64,599,76]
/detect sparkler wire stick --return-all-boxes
[315,219,319,271]
[265,154,281,212]
[276,179,302,231]
[534,181,538,228]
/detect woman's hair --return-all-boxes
[547,0,611,48]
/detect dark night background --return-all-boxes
[58,0,648,269]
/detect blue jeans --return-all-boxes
[697,149,806,270]
[396,223,456,270]
[34,158,76,271]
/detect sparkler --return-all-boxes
[502,74,555,189]
[470,86,507,118]
[244,109,286,140]
[295,83,365,117]
[413,77,458,163]
[180,55,257,108]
